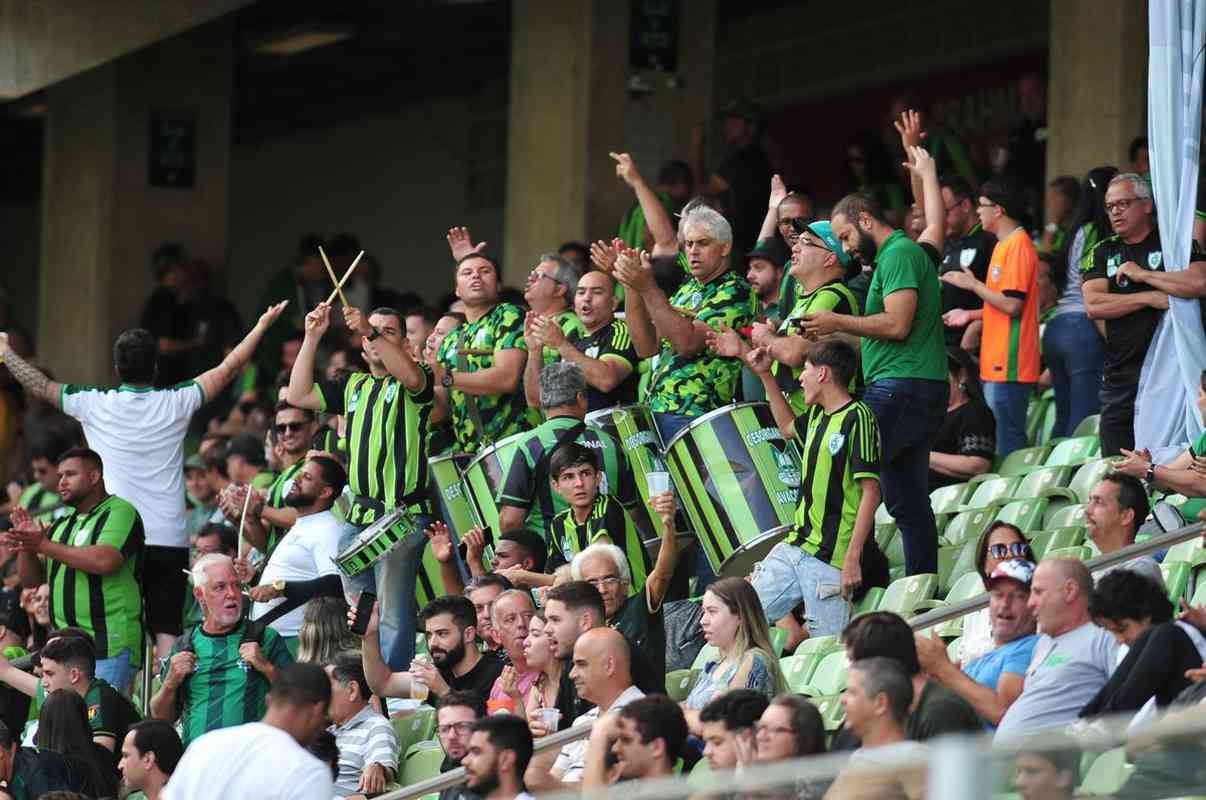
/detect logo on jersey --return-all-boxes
[88,705,99,721]
[585,346,600,359]
[348,390,360,413]
[960,248,977,268]
[1149,252,1163,268]
[828,432,846,455]
[383,383,398,403]
[991,265,1002,282]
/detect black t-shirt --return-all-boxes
[444,654,504,702]
[568,320,640,410]
[610,594,666,679]
[905,680,982,740]
[929,398,996,490]
[940,225,997,345]
[717,144,775,253]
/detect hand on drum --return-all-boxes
[347,594,380,637]
[744,346,773,376]
[462,526,488,560]
[650,491,676,525]
[705,324,747,359]
[425,521,455,563]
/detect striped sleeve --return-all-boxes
[498,441,534,508]
[95,498,142,556]
[599,321,637,369]
[407,363,435,402]
[848,404,881,480]
[365,716,399,770]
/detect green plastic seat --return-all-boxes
[768,627,787,656]
[1165,538,1205,565]
[665,668,698,701]
[1045,436,1102,468]
[796,635,838,656]
[998,446,1052,477]
[1162,561,1191,605]
[1045,503,1088,530]
[1191,580,1206,607]
[958,477,1023,511]
[1078,747,1134,796]
[1046,458,1118,505]
[878,573,940,619]
[995,498,1049,533]
[799,651,848,697]
[883,531,906,567]
[1044,545,1090,561]
[875,503,894,527]
[391,708,436,760]
[934,571,988,638]
[691,644,720,672]
[944,538,980,593]
[781,655,818,692]
[930,482,974,515]
[811,694,846,731]
[1026,390,1055,445]
[1014,465,1074,499]
[400,742,446,786]
[851,587,883,617]
[937,545,960,592]
[1028,527,1085,559]
[942,508,995,547]
[1072,414,1101,437]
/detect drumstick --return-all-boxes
[236,485,254,558]
[325,251,365,304]
[318,246,349,306]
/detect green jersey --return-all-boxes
[17,485,66,526]
[861,231,947,384]
[163,620,294,747]
[46,495,144,664]
[261,459,303,555]
[498,416,635,540]
[648,270,756,417]
[549,493,652,594]
[316,369,434,524]
[773,280,860,413]
[786,400,881,569]
[437,302,529,453]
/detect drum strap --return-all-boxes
[456,350,491,446]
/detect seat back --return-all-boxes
[999,446,1052,476]
[930,482,973,515]
[1072,414,1101,438]
[1015,465,1073,498]
[942,508,995,547]
[1029,526,1085,559]
[1044,545,1090,561]
[806,651,849,696]
[878,573,939,618]
[1067,459,1116,503]
[995,498,1049,533]
[1045,504,1088,530]
[964,477,1022,510]
[401,743,446,786]
[1046,437,1102,468]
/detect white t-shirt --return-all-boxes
[553,685,645,782]
[163,722,333,800]
[61,382,204,548]
[252,510,342,636]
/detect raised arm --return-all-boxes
[0,334,62,410]
[343,306,427,393]
[746,348,796,439]
[354,601,413,698]
[616,250,660,358]
[286,304,331,410]
[522,314,545,409]
[645,492,679,612]
[195,302,288,401]
[611,153,677,253]
[902,144,945,253]
[756,175,790,244]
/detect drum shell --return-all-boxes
[664,402,802,577]
[462,431,527,540]
[427,453,478,539]
[585,404,680,542]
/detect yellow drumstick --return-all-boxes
[326,251,365,305]
[318,246,349,306]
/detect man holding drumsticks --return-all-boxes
[287,300,437,670]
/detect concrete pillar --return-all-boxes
[38,23,233,383]
[1046,0,1148,182]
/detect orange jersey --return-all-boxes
[981,229,1040,383]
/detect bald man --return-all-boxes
[995,560,1119,741]
[525,628,644,791]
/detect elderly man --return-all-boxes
[617,205,757,442]
[995,559,1118,741]
[915,559,1039,728]
[498,362,634,548]
[150,554,294,746]
[325,653,398,798]
[1084,172,1206,455]
[520,254,579,412]
[1084,473,1164,588]
[525,628,643,792]
[525,270,640,412]
[486,590,537,707]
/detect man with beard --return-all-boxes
[738,236,790,402]
[801,194,947,576]
[5,448,144,694]
[357,594,503,703]
[463,715,535,800]
[245,456,347,655]
[233,402,320,560]
[150,554,294,746]
[524,270,640,412]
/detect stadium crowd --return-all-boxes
[3,76,1206,800]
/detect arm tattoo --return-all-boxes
[2,349,51,399]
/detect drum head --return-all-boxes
[719,524,793,579]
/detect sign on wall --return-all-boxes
[149,110,196,188]
[630,0,678,72]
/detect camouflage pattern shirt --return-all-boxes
[437,302,529,454]
[647,269,756,417]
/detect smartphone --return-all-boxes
[350,592,377,636]
[457,526,494,557]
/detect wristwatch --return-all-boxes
[366,328,382,342]
[1145,464,1156,483]
[441,370,455,389]
[273,579,287,593]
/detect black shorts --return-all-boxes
[143,545,189,636]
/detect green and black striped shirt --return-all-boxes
[162,620,294,747]
[786,400,881,568]
[550,494,653,594]
[17,485,66,526]
[316,369,434,523]
[498,416,635,540]
[46,495,144,664]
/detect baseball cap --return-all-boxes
[987,559,1036,588]
[745,237,790,269]
[184,454,204,473]
[795,220,853,273]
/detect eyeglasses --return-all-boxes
[437,722,474,736]
[1105,197,1139,214]
[529,270,565,287]
[586,576,623,589]
[274,422,308,434]
[988,542,1033,560]
[754,723,795,737]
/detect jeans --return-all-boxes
[862,378,947,576]
[96,649,134,695]
[653,412,694,445]
[1100,375,1139,457]
[750,543,851,637]
[983,381,1034,456]
[1043,312,1104,437]
[338,513,437,671]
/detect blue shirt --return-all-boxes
[964,635,1039,728]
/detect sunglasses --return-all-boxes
[988,542,1033,560]
[274,422,308,434]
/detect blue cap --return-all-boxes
[804,221,852,270]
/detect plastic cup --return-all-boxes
[410,679,429,702]
[539,708,561,730]
[646,471,671,496]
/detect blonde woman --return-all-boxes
[297,596,359,663]
[683,577,786,735]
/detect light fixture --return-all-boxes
[251,26,355,56]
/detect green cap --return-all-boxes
[184,454,204,472]
[805,220,853,271]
